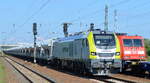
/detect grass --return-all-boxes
[0,61,6,83]
[148,56,150,61]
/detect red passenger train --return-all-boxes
[117,35,147,70]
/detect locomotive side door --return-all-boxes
[74,39,83,60]
[69,42,73,58]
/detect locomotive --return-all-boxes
[4,29,122,76]
[117,35,147,70]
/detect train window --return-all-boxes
[94,34,115,46]
[123,39,133,47]
[63,47,68,52]
[85,39,88,47]
[47,49,50,55]
[45,49,50,55]
[82,39,85,47]
[95,35,113,39]
[38,49,40,54]
[133,39,143,47]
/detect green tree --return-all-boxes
[144,39,150,56]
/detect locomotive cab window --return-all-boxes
[133,39,143,47]
[123,39,143,47]
[94,34,115,46]
[123,39,133,47]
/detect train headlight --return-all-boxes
[139,56,145,58]
[116,52,120,56]
[124,56,130,59]
[101,31,106,34]
[91,52,96,56]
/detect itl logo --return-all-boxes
[101,49,112,52]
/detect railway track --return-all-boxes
[50,67,137,83]
[4,56,56,83]
[6,55,150,83]
[89,76,136,83]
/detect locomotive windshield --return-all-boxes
[133,39,143,47]
[123,39,143,47]
[94,34,115,47]
[123,39,132,47]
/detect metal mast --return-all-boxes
[63,23,71,37]
[33,23,37,63]
[114,10,118,32]
[90,23,94,31]
[104,5,108,31]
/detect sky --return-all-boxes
[0,0,150,44]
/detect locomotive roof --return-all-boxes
[56,29,116,43]
[56,31,89,42]
[37,38,56,46]
[118,35,143,39]
[92,29,115,34]
[4,44,33,51]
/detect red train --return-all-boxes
[117,35,147,70]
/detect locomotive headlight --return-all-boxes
[116,52,120,56]
[91,52,96,56]
[139,56,145,58]
[101,31,105,34]
[124,56,130,59]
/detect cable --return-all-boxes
[120,1,150,20]
[69,0,132,23]
[77,0,100,13]
[19,0,51,28]
[9,0,51,44]
[55,0,100,24]
[10,0,51,42]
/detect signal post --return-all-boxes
[33,23,37,63]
